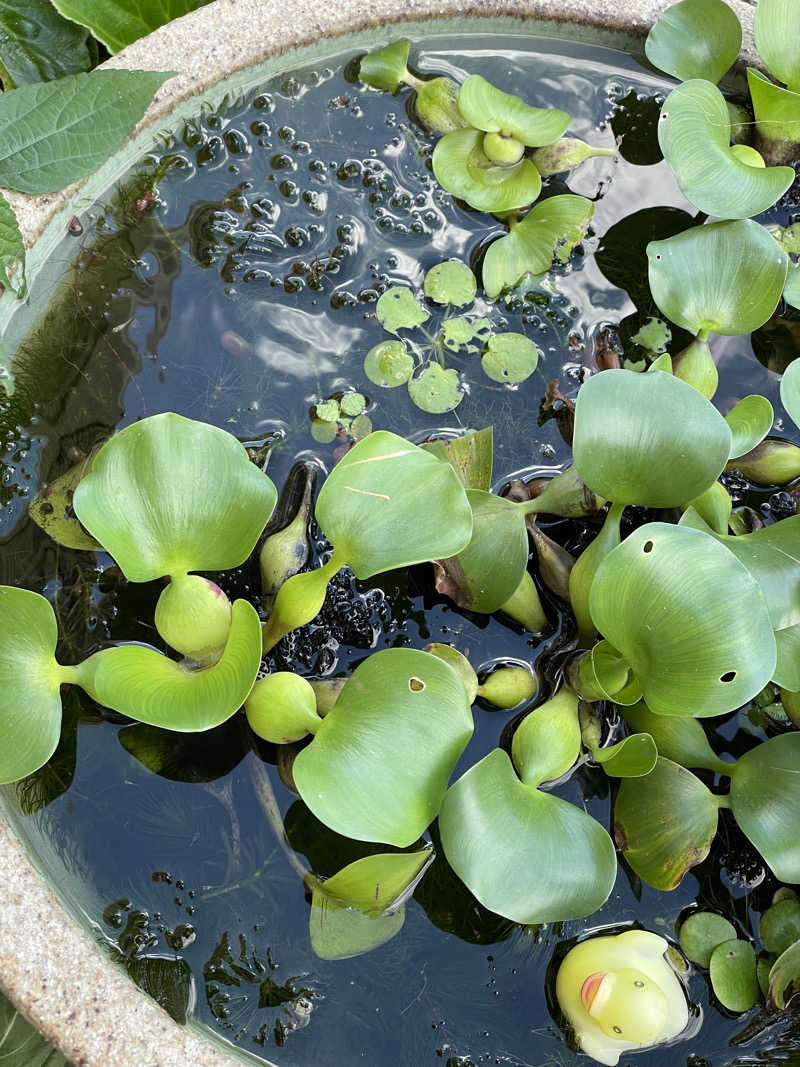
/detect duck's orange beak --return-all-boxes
[580,971,608,1014]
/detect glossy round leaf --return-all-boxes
[433,490,528,613]
[614,757,720,889]
[622,703,733,775]
[754,0,800,91]
[780,356,800,431]
[293,648,474,846]
[709,940,759,1013]
[760,897,800,956]
[572,369,731,507]
[481,333,539,384]
[511,687,580,787]
[591,523,776,717]
[648,220,789,336]
[645,0,741,83]
[439,749,616,923]
[72,413,277,582]
[482,194,593,299]
[432,128,542,214]
[679,912,737,968]
[424,260,476,306]
[89,599,262,731]
[375,286,429,334]
[0,587,64,785]
[364,340,414,388]
[658,80,794,218]
[456,75,570,146]
[726,395,775,459]
[407,364,464,413]
[315,431,473,579]
[729,732,800,882]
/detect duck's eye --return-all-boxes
[634,980,644,988]
[613,1025,622,1034]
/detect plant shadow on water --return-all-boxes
[1,27,800,1067]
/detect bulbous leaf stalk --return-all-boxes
[477,665,537,709]
[569,502,625,647]
[260,461,317,611]
[414,77,467,133]
[154,574,232,664]
[500,570,547,633]
[726,439,800,485]
[245,672,321,743]
[262,551,344,652]
[531,137,616,176]
[672,335,718,399]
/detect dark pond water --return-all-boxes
[2,27,800,1067]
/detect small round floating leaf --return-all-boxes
[310,419,337,443]
[90,599,262,731]
[376,286,429,334]
[747,70,800,160]
[315,399,340,422]
[768,940,800,1010]
[780,357,800,431]
[614,758,720,890]
[293,648,474,846]
[726,395,775,459]
[482,194,593,299]
[408,363,463,413]
[590,523,776,717]
[623,703,733,775]
[441,315,483,352]
[572,370,731,507]
[432,128,542,214]
[729,732,800,882]
[315,430,473,580]
[439,748,616,924]
[648,220,789,336]
[709,940,759,1013]
[481,333,540,384]
[364,340,414,388]
[424,260,476,307]
[754,0,800,92]
[678,912,737,968]
[359,39,411,91]
[456,75,570,147]
[658,80,794,218]
[593,733,658,778]
[350,414,372,440]
[645,0,741,83]
[72,413,277,583]
[29,456,100,551]
[433,490,528,614]
[760,897,800,956]
[0,587,64,785]
[340,392,366,417]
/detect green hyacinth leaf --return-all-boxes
[686,481,731,536]
[592,732,658,778]
[726,395,775,459]
[785,265,800,311]
[572,369,731,507]
[747,69,800,160]
[648,220,789,336]
[439,748,616,923]
[481,333,540,384]
[590,523,776,717]
[709,940,759,1013]
[73,413,277,582]
[0,70,173,193]
[89,599,262,731]
[421,427,493,491]
[310,847,432,961]
[359,39,411,91]
[432,128,542,214]
[433,490,528,614]
[424,260,477,306]
[456,75,570,146]
[424,643,479,703]
[407,363,464,413]
[614,757,721,889]
[645,0,741,84]
[780,356,800,431]
[510,688,581,787]
[582,639,643,706]
[769,940,800,1010]
[774,623,800,690]
[658,80,794,218]
[622,703,733,775]
[679,912,738,968]
[364,340,414,388]
[760,897,800,956]
[754,0,800,92]
[482,194,593,299]
[315,431,472,579]
[0,587,65,785]
[376,286,429,334]
[293,648,474,847]
[729,732,800,882]
[29,454,101,551]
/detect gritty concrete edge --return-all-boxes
[0,1,758,1065]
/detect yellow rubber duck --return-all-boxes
[555,929,689,1065]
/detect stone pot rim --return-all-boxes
[0,2,757,1065]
